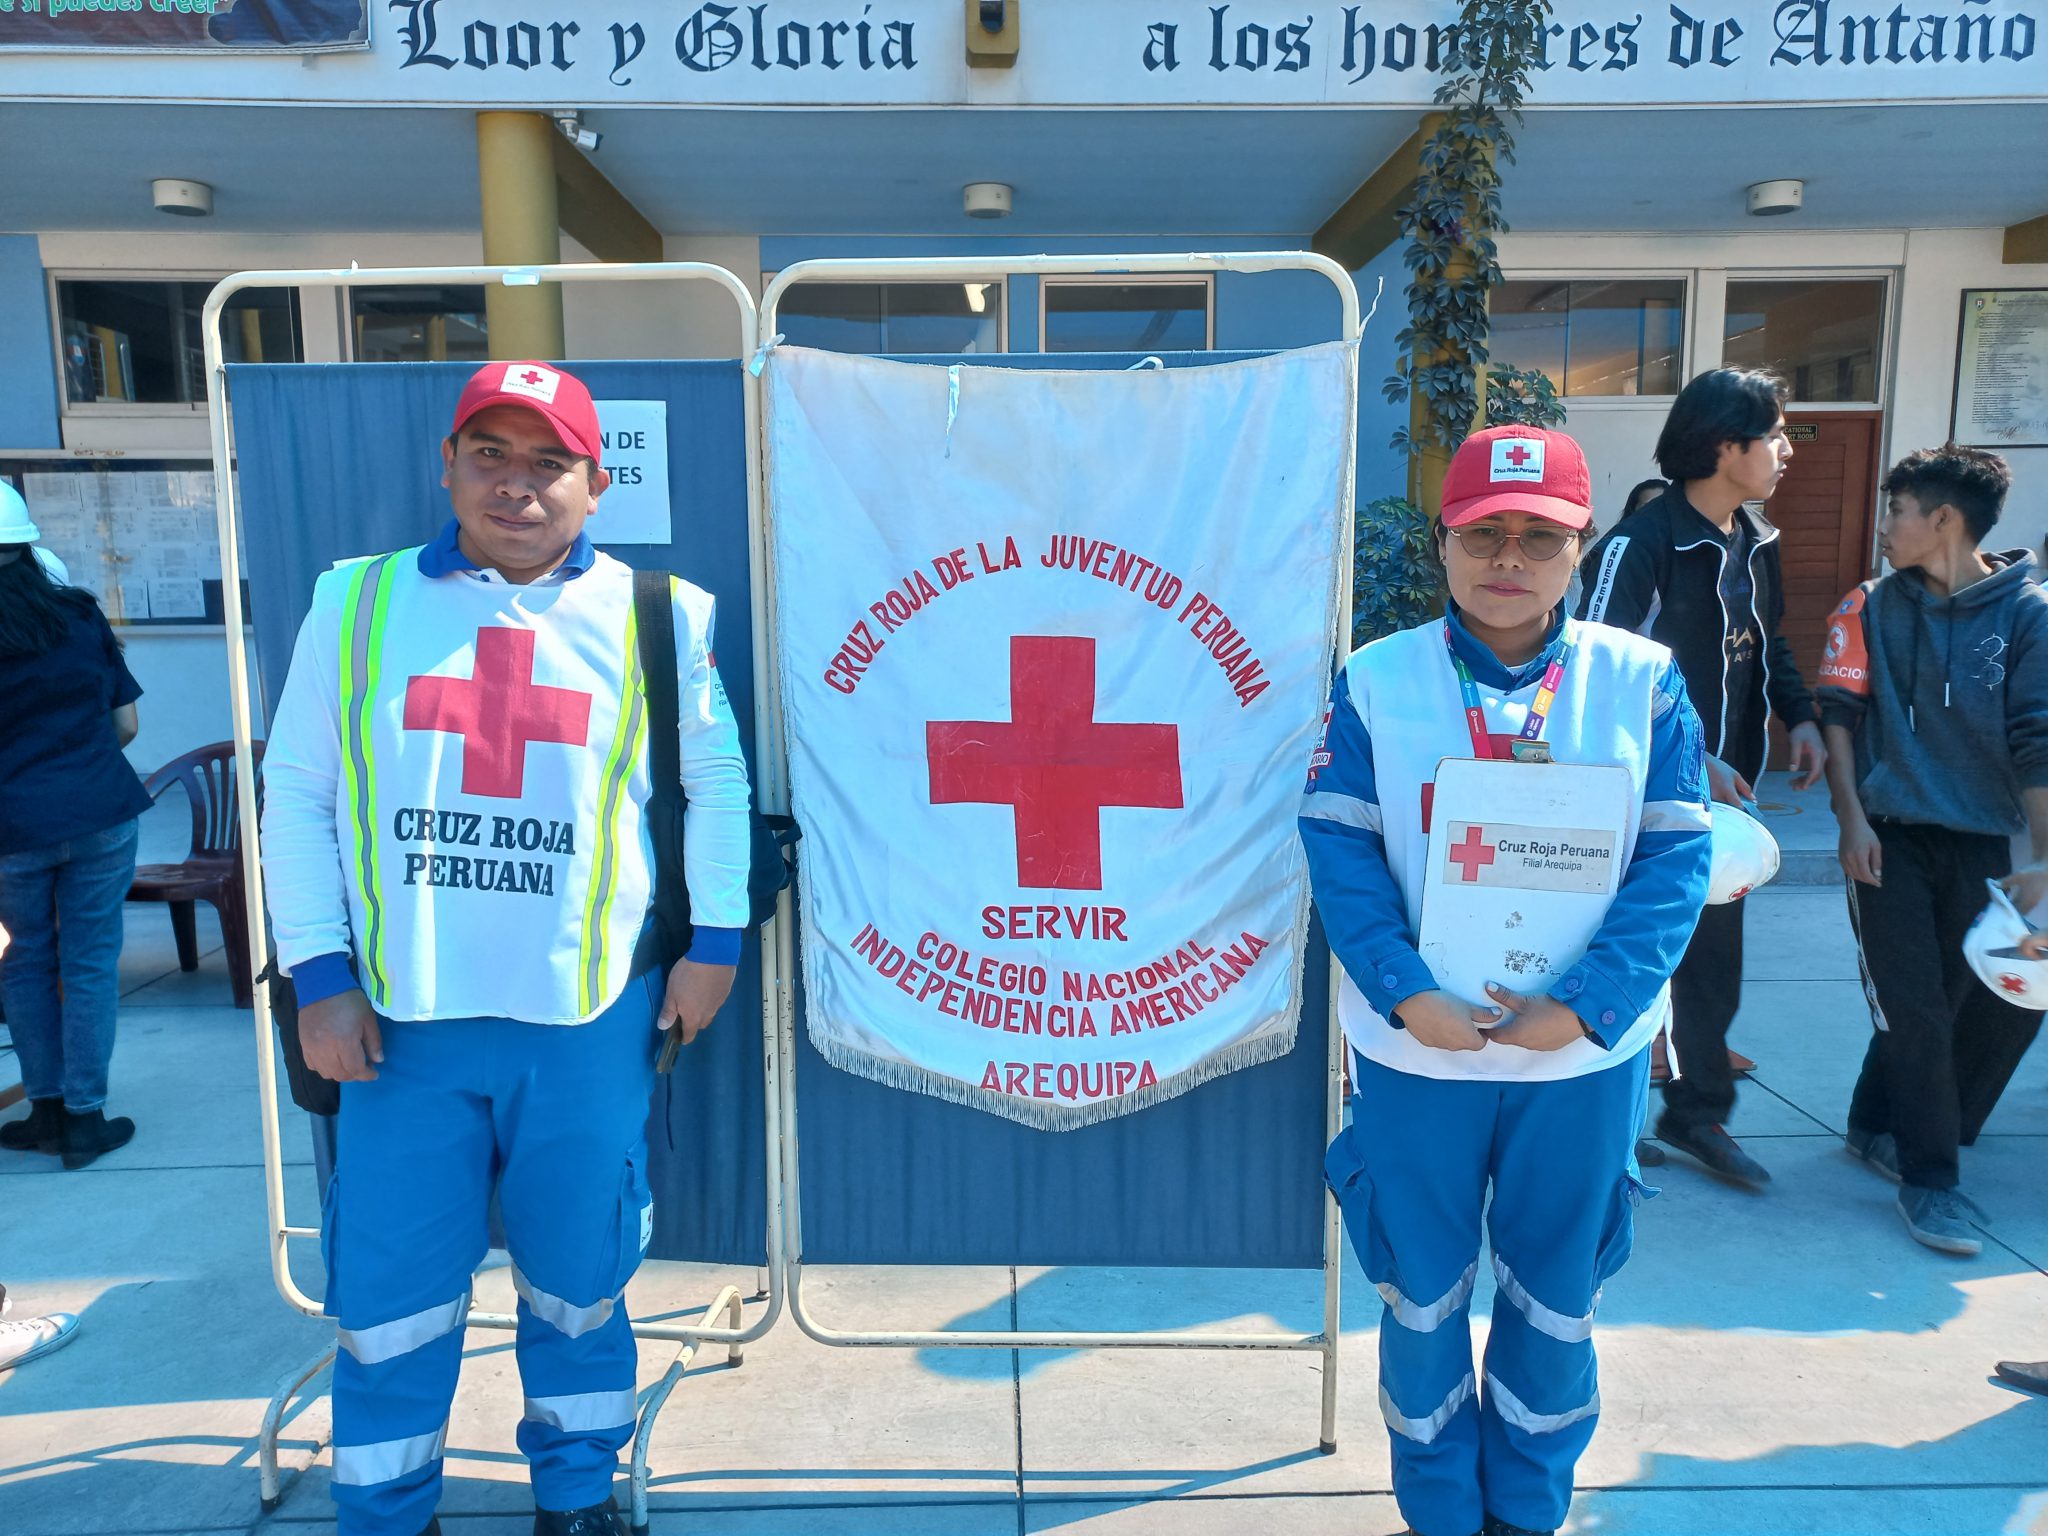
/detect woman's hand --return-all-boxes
[1392,989,1500,1052]
[1704,753,1755,807]
[1482,984,1590,1052]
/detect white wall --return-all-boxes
[119,626,262,777]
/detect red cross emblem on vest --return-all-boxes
[1449,825,1496,882]
[403,627,593,799]
[926,635,1183,891]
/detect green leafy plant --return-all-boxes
[1485,363,1566,429]
[1353,496,1443,647]
[1384,0,1558,459]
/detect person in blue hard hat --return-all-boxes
[1304,425,1712,1536]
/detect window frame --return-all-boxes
[1037,273,1216,354]
[1719,268,1895,412]
[50,269,304,418]
[759,272,1013,356]
[1488,270,1694,404]
[343,281,494,366]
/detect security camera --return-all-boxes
[552,113,601,153]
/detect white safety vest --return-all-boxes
[1337,619,1673,1083]
[262,547,750,1025]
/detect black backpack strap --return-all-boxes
[634,569,682,809]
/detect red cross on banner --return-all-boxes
[926,634,1184,891]
[403,627,593,798]
[1449,825,1496,882]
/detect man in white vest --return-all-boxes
[261,361,752,1536]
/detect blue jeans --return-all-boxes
[0,818,139,1113]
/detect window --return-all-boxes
[57,280,300,407]
[350,285,490,363]
[1490,279,1686,397]
[1723,278,1886,403]
[773,281,1004,355]
[1041,278,1211,353]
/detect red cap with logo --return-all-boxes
[449,361,603,469]
[1440,425,1593,530]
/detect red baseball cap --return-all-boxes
[449,361,603,469]
[1441,426,1593,529]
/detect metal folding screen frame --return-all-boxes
[757,253,1364,1451]
[200,262,791,1524]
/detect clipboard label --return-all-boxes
[1443,821,1617,894]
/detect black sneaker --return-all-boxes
[59,1109,135,1171]
[1897,1185,1986,1256]
[1845,1128,1902,1183]
[535,1498,626,1536]
[0,1100,64,1154]
[1655,1114,1771,1191]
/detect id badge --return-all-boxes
[1509,739,1554,764]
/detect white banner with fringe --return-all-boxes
[766,342,1352,1129]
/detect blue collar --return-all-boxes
[416,518,597,582]
[1445,603,1567,692]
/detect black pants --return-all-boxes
[1661,898,1746,1129]
[1845,820,2041,1191]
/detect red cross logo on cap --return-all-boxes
[1504,443,1534,468]
[2000,972,2029,996]
[926,635,1183,891]
[519,369,546,386]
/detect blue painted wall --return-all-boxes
[0,235,59,449]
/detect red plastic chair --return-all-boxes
[128,740,264,1009]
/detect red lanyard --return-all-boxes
[1444,623,1573,761]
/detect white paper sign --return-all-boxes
[591,400,672,546]
[767,344,1352,1128]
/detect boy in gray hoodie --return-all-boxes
[1818,443,2048,1257]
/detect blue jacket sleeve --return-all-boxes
[1298,665,1437,1026]
[1548,659,1713,1046]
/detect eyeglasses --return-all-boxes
[1444,523,1579,562]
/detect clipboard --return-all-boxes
[1417,756,1633,1016]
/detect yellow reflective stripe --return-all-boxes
[579,602,646,1015]
[338,555,396,1006]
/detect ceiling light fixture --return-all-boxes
[152,178,214,218]
[963,182,1013,219]
[1746,179,1804,217]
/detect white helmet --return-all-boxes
[0,482,36,544]
[1706,801,1780,905]
[1964,880,2048,1011]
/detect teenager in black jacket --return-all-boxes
[1577,368,1827,1189]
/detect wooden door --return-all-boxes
[1765,411,1881,767]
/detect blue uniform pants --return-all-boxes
[1327,1050,1650,1536]
[321,970,661,1535]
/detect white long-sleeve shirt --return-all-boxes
[261,530,751,1024]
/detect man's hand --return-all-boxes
[657,958,737,1047]
[1999,862,2048,930]
[1705,754,1755,808]
[1392,989,1500,1052]
[1483,984,1589,1052]
[300,989,382,1082]
[1839,817,1883,887]
[1786,721,1828,791]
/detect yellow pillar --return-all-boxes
[476,111,565,360]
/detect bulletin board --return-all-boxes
[1,456,248,627]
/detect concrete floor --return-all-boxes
[3,783,2047,1536]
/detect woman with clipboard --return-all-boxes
[1302,427,1713,1536]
